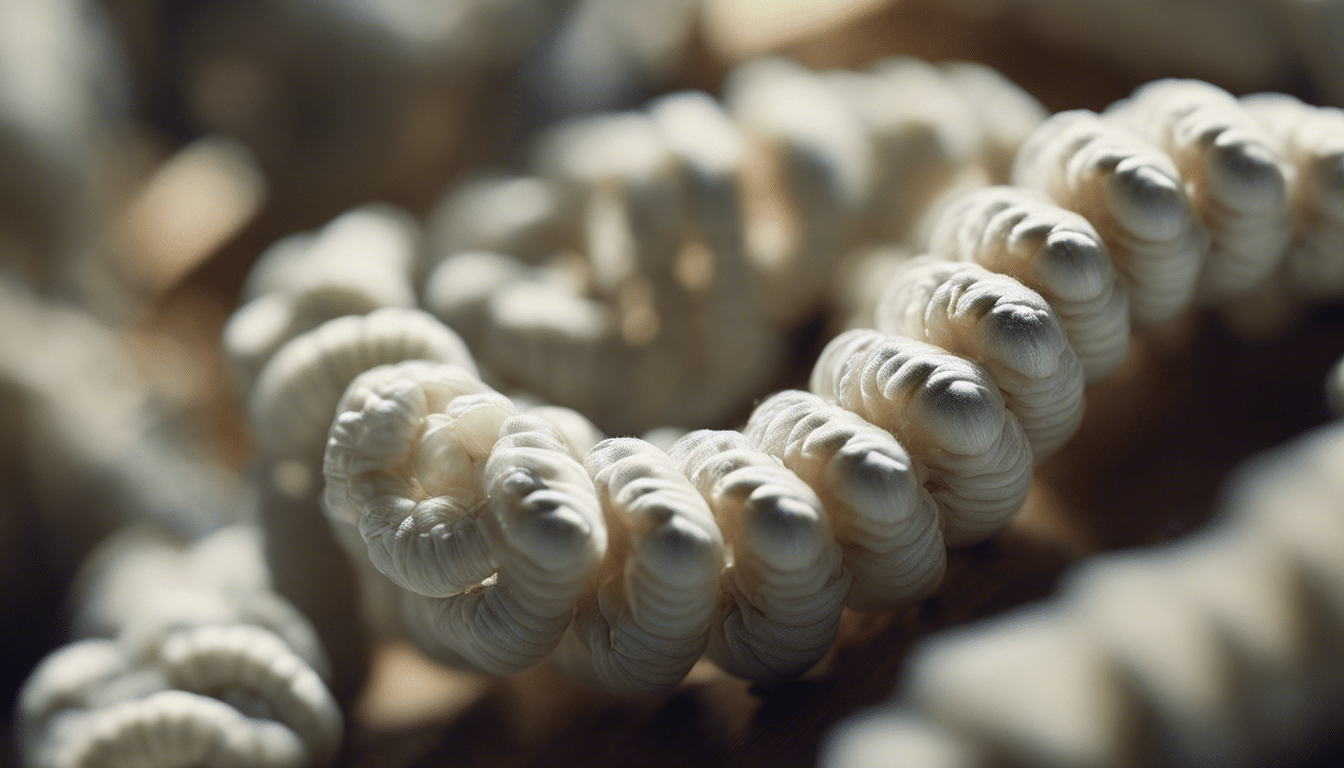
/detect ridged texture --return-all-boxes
[744,391,946,610]
[1242,93,1344,300]
[18,623,341,768]
[1013,110,1209,327]
[811,329,1033,546]
[398,415,606,674]
[1106,79,1292,300]
[321,361,509,596]
[249,308,477,462]
[874,257,1085,460]
[550,438,724,694]
[668,429,849,680]
[922,185,1129,382]
[822,419,1344,768]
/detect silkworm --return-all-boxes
[1106,79,1292,300]
[668,429,849,680]
[873,257,1085,460]
[922,185,1130,382]
[1241,92,1344,301]
[811,328,1033,546]
[323,362,607,674]
[743,390,946,610]
[549,438,724,694]
[1013,110,1210,327]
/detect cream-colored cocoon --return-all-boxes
[745,390,946,610]
[1013,110,1209,328]
[1242,93,1344,301]
[811,329,1032,545]
[922,185,1129,382]
[1106,79,1291,301]
[874,257,1085,460]
[668,429,849,680]
[550,438,724,694]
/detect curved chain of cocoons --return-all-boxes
[1013,110,1210,328]
[667,429,850,681]
[1105,79,1292,301]
[821,420,1344,768]
[922,185,1130,383]
[874,257,1085,460]
[811,329,1033,546]
[17,628,340,768]
[1241,93,1344,300]
[248,307,478,462]
[549,438,725,694]
[743,391,946,611]
[396,414,607,674]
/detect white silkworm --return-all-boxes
[1241,93,1344,301]
[922,185,1130,382]
[668,429,849,681]
[811,328,1033,545]
[1013,110,1209,328]
[549,438,724,694]
[323,363,607,675]
[874,257,1085,460]
[1106,79,1291,301]
[744,390,946,610]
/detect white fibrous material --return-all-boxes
[1241,93,1344,301]
[922,186,1130,383]
[223,205,421,392]
[668,429,849,681]
[724,57,873,326]
[821,711,989,768]
[524,404,607,458]
[821,417,1344,768]
[1013,110,1210,328]
[744,391,946,610]
[17,626,341,768]
[874,258,1085,460]
[323,362,607,674]
[811,329,1033,546]
[1106,79,1292,301]
[825,58,987,242]
[550,438,724,694]
[248,308,477,463]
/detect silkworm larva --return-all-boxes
[398,414,607,674]
[874,257,1085,460]
[811,329,1033,545]
[1107,79,1291,300]
[1013,110,1209,328]
[744,390,946,610]
[922,185,1130,382]
[549,438,724,694]
[1241,93,1344,301]
[668,429,849,681]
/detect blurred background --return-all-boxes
[4,0,1344,765]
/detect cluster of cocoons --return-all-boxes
[821,416,1344,768]
[18,527,342,768]
[203,57,1344,702]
